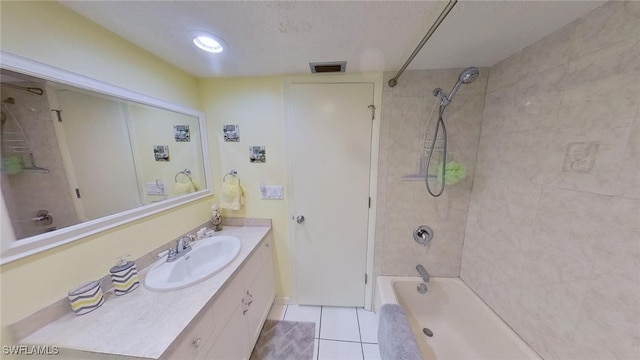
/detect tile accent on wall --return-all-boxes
[562,142,599,173]
[462,2,640,359]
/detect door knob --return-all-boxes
[296,215,305,224]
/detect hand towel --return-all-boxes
[220,176,245,210]
[174,181,195,195]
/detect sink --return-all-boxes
[144,235,241,292]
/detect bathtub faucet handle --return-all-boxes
[416,264,430,283]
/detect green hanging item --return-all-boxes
[436,161,466,185]
[3,156,25,175]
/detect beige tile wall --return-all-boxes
[461,1,640,359]
[375,68,487,279]
[0,85,79,239]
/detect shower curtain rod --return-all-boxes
[388,0,458,88]
[0,82,44,96]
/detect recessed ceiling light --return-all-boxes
[193,36,223,53]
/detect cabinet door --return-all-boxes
[161,300,216,360]
[246,252,276,347]
[205,302,250,360]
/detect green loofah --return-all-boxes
[3,156,25,175]
[436,161,466,185]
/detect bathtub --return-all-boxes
[375,276,541,360]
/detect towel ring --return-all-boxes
[223,170,240,185]
[175,169,193,183]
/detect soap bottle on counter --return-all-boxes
[110,255,140,296]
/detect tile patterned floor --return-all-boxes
[267,304,380,360]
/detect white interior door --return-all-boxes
[55,90,141,221]
[289,83,373,306]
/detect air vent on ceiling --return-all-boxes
[309,61,347,74]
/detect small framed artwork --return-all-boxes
[153,145,170,162]
[249,146,266,163]
[223,124,240,142]
[174,125,190,142]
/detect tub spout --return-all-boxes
[416,264,430,283]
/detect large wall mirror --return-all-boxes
[0,52,211,264]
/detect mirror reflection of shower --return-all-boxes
[424,67,479,197]
[0,79,79,239]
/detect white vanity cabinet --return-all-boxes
[204,236,275,359]
[191,235,275,360]
[246,249,276,345]
[17,226,274,360]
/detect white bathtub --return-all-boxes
[375,276,541,360]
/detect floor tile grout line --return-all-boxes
[355,307,365,360]
[317,338,365,344]
[282,304,288,320]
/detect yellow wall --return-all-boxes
[0,1,199,108]
[0,1,382,348]
[128,104,205,203]
[199,77,292,298]
[0,0,209,346]
[199,73,383,302]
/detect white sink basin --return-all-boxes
[144,235,241,292]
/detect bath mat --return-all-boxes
[250,320,315,360]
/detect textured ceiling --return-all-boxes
[59,1,607,78]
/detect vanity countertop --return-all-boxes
[20,225,271,359]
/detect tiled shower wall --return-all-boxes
[375,69,487,278]
[461,1,640,359]
[1,85,78,239]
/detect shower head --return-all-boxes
[442,67,480,106]
[458,67,479,84]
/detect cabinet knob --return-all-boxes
[192,338,201,348]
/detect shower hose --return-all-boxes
[425,106,447,197]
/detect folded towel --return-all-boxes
[378,304,423,360]
[174,181,195,195]
[220,176,244,210]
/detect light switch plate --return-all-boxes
[146,181,166,195]
[263,185,283,199]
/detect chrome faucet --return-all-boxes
[416,264,430,283]
[166,234,195,262]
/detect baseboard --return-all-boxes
[274,296,292,305]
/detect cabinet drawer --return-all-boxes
[161,300,216,359]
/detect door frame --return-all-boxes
[283,73,383,310]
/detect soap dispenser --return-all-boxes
[110,255,140,296]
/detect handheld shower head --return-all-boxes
[459,67,479,84]
[443,67,480,105]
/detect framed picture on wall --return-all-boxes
[153,145,170,161]
[174,125,190,142]
[223,124,240,142]
[249,146,266,163]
